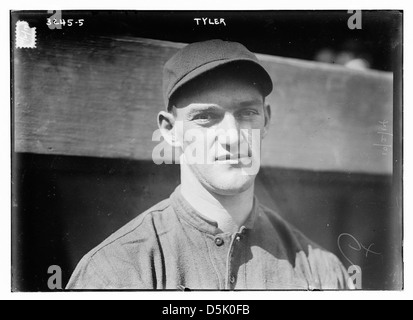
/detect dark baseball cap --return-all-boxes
[163,39,273,109]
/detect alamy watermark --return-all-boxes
[47,265,63,290]
[347,10,362,30]
[152,122,262,176]
[338,233,383,289]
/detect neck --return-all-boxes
[180,160,254,233]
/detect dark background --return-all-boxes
[11,10,403,291]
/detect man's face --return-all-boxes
[170,73,271,196]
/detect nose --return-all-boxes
[217,113,240,148]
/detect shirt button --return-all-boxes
[230,275,236,284]
[215,237,224,246]
[235,235,241,242]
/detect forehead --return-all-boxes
[173,71,264,110]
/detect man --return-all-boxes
[67,39,353,290]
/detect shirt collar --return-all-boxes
[170,185,260,236]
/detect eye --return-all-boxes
[192,112,219,122]
[238,109,259,118]
[194,114,211,120]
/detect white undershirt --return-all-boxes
[180,156,254,233]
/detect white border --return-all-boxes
[1,0,411,300]
[1,2,11,300]
[3,0,410,10]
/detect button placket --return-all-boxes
[214,237,224,247]
[208,233,231,290]
[225,232,244,289]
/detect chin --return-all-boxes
[203,172,255,196]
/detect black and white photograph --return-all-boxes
[10,9,403,292]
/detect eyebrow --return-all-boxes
[237,98,264,107]
[189,98,262,110]
[185,98,264,117]
[185,105,221,118]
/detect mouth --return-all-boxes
[215,154,251,164]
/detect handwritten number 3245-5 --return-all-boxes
[46,19,84,26]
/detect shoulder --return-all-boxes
[258,203,322,253]
[87,198,173,258]
[66,197,175,289]
[258,203,353,289]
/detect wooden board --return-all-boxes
[13,36,393,174]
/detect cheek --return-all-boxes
[178,122,203,148]
[242,128,262,157]
[255,115,267,129]
[239,116,266,131]
[252,117,267,139]
[180,127,211,162]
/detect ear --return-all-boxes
[262,103,272,138]
[158,110,182,147]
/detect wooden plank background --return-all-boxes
[13,36,393,174]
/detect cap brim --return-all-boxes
[168,58,273,104]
